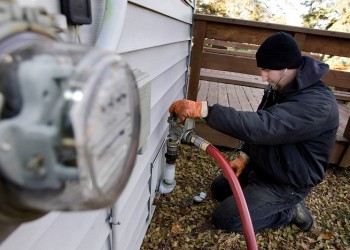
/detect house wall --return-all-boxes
[0,0,194,250]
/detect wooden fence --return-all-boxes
[187,14,350,167]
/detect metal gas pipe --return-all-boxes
[164,114,258,250]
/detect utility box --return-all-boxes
[134,69,151,154]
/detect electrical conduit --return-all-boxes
[185,132,258,250]
[95,0,127,51]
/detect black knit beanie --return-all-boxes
[256,32,302,70]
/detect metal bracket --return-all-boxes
[106,216,121,226]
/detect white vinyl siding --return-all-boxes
[129,0,193,24]
[117,4,191,53]
[0,210,110,250]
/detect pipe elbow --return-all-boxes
[158,180,176,194]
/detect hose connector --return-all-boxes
[183,131,210,152]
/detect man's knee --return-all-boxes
[211,175,232,202]
[211,198,242,232]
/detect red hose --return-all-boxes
[206,144,258,250]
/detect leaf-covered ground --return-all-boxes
[141,144,350,250]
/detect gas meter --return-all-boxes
[0,2,140,222]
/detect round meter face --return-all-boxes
[69,54,140,202]
[85,65,134,190]
[0,13,139,216]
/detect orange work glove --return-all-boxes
[169,99,208,123]
[228,151,250,177]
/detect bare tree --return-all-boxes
[195,0,286,24]
[302,0,350,32]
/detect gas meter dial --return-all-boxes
[0,2,140,222]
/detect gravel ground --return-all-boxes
[141,144,350,250]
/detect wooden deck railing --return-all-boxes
[187,14,350,167]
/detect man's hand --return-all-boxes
[169,99,208,123]
[228,151,250,177]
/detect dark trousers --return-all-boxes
[211,167,308,232]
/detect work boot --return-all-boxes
[291,201,314,232]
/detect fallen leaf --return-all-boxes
[171,223,181,234]
[321,231,333,240]
[301,241,309,250]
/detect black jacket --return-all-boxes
[206,56,339,191]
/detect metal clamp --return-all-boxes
[0,1,67,41]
